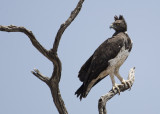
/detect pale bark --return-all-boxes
[98,67,135,114]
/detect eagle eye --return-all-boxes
[116,23,120,26]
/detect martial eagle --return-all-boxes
[75,15,132,100]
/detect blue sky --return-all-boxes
[0,0,160,114]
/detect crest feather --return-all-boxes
[114,15,118,21]
[119,15,124,20]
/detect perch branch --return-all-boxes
[98,67,135,114]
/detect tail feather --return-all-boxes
[75,77,107,100]
[75,84,87,100]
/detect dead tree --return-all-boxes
[0,0,85,113]
[0,0,135,114]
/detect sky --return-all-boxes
[0,0,160,114]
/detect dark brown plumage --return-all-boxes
[75,15,132,100]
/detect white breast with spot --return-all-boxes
[85,44,130,96]
[109,45,129,69]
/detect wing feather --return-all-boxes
[76,32,132,99]
[83,36,125,84]
[78,55,93,82]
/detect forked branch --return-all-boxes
[0,0,85,114]
[98,67,135,114]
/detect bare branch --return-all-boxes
[48,82,68,114]
[0,25,52,61]
[47,1,85,113]
[31,68,49,84]
[0,0,85,114]
[98,67,135,114]
[52,0,84,53]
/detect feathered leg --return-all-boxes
[110,74,121,94]
[114,69,131,89]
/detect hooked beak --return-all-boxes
[110,24,114,29]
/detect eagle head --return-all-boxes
[110,15,127,32]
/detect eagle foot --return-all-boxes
[122,80,131,90]
[112,84,121,95]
